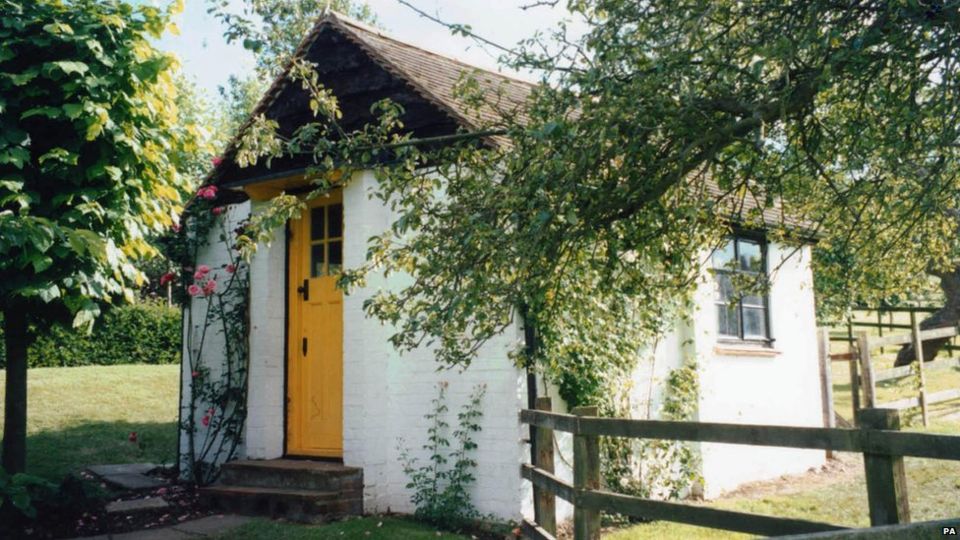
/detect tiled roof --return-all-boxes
[240,12,534,150]
[330,15,535,134]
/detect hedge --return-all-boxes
[0,302,181,368]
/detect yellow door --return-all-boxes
[287,191,343,457]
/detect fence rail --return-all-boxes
[520,400,960,540]
[826,306,960,355]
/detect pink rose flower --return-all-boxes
[187,284,202,297]
[171,223,181,233]
[225,264,235,274]
[128,432,138,443]
[159,272,175,286]
[212,207,224,216]
[191,371,199,378]
[211,156,224,167]
[202,279,217,295]
[201,415,210,427]
[197,185,218,200]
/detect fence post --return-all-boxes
[909,312,929,427]
[877,310,884,355]
[533,397,556,535]
[817,328,836,459]
[858,408,910,526]
[857,332,877,408]
[572,405,600,540]
[848,321,861,425]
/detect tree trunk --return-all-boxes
[894,266,960,366]
[2,305,28,473]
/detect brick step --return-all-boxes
[219,459,363,493]
[200,485,362,523]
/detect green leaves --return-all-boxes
[0,0,189,328]
[44,60,88,76]
[20,106,61,120]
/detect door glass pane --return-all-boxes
[311,244,325,277]
[718,302,740,337]
[311,207,325,240]
[327,203,343,239]
[712,240,736,270]
[743,307,767,338]
[738,239,762,271]
[327,240,342,275]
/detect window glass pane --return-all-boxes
[712,240,736,270]
[327,240,342,275]
[743,307,767,338]
[311,244,324,277]
[718,303,740,337]
[311,207,325,240]
[743,292,765,307]
[715,273,735,302]
[738,239,763,272]
[327,203,343,239]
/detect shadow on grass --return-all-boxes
[22,420,177,480]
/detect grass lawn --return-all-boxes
[0,364,180,479]
[217,516,472,540]
[607,456,960,539]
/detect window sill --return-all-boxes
[714,342,781,358]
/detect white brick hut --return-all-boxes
[179,12,828,524]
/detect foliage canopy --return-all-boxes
[0,0,195,329]
[229,1,959,404]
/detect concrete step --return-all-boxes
[219,459,363,494]
[200,485,362,523]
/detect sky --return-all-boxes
[158,0,585,98]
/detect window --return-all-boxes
[712,236,770,341]
[309,203,344,277]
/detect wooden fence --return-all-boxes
[821,318,960,427]
[520,398,960,540]
[827,306,960,356]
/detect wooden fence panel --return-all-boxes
[519,407,960,539]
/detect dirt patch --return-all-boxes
[714,453,862,500]
[9,468,215,539]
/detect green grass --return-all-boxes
[0,364,180,479]
[217,516,472,540]
[607,457,960,539]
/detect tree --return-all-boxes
[206,0,377,79]
[234,0,959,406]
[0,0,194,473]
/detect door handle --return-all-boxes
[297,279,309,301]
[302,337,308,356]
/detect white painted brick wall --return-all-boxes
[244,199,286,460]
[342,171,529,520]
[693,243,826,497]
